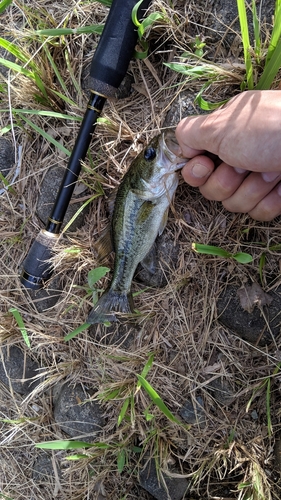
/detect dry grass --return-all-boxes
[0,0,281,499]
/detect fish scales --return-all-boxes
[87,130,187,325]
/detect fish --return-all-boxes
[87,129,187,325]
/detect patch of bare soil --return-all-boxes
[0,1,281,499]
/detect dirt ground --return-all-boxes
[0,1,281,499]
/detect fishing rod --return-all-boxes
[20,0,152,290]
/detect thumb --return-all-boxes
[176,114,218,158]
[181,155,215,187]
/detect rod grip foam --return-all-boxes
[90,0,152,96]
[20,231,58,290]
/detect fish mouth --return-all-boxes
[161,129,188,170]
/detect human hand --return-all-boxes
[175,90,281,221]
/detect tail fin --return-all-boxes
[87,288,134,325]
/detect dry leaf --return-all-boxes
[237,283,273,313]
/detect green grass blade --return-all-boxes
[0,0,12,14]
[259,252,266,283]
[0,108,82,121]
[35,25,104,37]
[9,307,31,348]
[265,3,281,65]
[42,44,68,95]
[117,398,130,426]
[252,0,261,56]
[137,375,182,425]
[237,0,254,89]
[266,378,272,437]
[64,323,90,342]
[49,88,77,107]
[0,56,34,79]
[18,114,71,156]
[0,38,31,66]
[96,0,112,6]
[0,171,16,194]
[256,37,281,89]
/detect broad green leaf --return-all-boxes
[195,94,228,111]
[138,12,164,38]
[9,307,30,347]
[35,440,110,450]
[64,322,90,342]
[88,266,110,289]
[66,454,89,460]
[0,0,12,14]
[192,243,231,258]
[232,252,253,263]
[137,375,182,425]
[117,449,126,473]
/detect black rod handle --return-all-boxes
[89,0,152,97]
[20,0,152,290]
[46,92,106,233]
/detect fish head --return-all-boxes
[140,129,187,179]
[138,129,188,194]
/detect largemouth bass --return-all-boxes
[87,129,187,325]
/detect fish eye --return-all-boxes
[144,147,156,161]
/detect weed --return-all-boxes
[192,242,253,264]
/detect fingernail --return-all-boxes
[191,163,210,178]
[262,172,280,182]
[234,167,247,174]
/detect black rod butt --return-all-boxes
[20,230,59,290]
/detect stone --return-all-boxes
[23,276,62,313]
[36,165,89,231]
[0,137,14,177]
[53,382,104,441]
[180,396,206,427]
[205,377,235,406]
[139,458,189,500]
[163,91,203,128]
[194,0,274,48]
[135,231,180,288]
[32,452,60,483]
[0,345,41,395]
[217,283,281,346]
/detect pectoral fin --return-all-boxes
[94,225,113,261]
[140,243,157,275]
[158,207,169,236]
